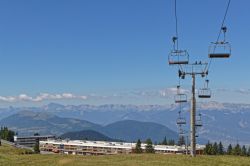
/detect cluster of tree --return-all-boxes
[0,126,15,142]
[159,136,176,145]
[134,139,155,153]
[204,141,250,156]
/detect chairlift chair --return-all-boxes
[179,128,186,136]
[195,113,203,127]
[169,36,189,65]
[169,50,189,65]
[208,26,231,58]
[175,94,188,103]
[198,88,211,98]
[198,80,211,99]
[176,111,186,125]
[175,85,188,103]
[177,117,186,125]
[209,42,231,58]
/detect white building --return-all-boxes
[40,139,205,155]
[14,135,55,148]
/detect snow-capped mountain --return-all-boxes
[0,102,250,145]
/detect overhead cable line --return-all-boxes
[207,0,231,71]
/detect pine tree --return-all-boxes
[218,142,224,155]
[135,139,143,153]
[162,136,167,145]
[34,133,40,136]
[212,142,218,155]
[33,140,40,154]
[247,146,250,156]
[0,126,15,142]
[145,138,155,153]
[232,144,241,156]
[227,144,233,155]
[204,141,214,155]
[168,139,175,146]
[204,142,210,155]
[241,145,247,156]
[208,142,212,155]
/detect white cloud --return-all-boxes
[0,96,16,102]
[159,88,190,97]
[0,93,88,103]
[19,94,33,101]
[62,93,75,98]
[235,89,250,95]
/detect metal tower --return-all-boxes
[168,0,231,157]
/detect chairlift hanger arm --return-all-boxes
[178,62,209,77]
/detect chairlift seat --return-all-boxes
[198,95,211,98]
[209,53,230,58]
[195,123,203,127]
[169,50,189,65]
[175,94,188,103]
[179,129,186,135]
[177,118,186,125]
[195,117,203,127]
[169,61,189,65]
[198,88,211,99]
[195,113,203,127]
[208,42,231,59]
[179,131,185,136]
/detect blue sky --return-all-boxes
[0,0,249,106]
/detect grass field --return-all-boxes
[1,144,250,166]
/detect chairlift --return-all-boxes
[176,111,186,125]
[169,37,189,65]
[177,117,186,125]
[175,86,188,103]
[195,113,203,127]
[198,80,211,99]
[175,94,188,103]
[169,50,189,65]
[209,26,231,58]
[179,128,186,136]
[198,88,211,98]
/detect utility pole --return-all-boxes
[186,135,188,155]
[191,74,196,157]
[177,62,208,157]
[168,0,231,157]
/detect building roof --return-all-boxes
[14,135,55,139]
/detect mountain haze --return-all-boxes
[0,102,250,144]
[0,111,178,142]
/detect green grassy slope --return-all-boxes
[0,143,250,166]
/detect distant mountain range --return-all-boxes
[0,111,178,142]
[0,102,250,144]
[0,111,100,136]
[60,130,117,142]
